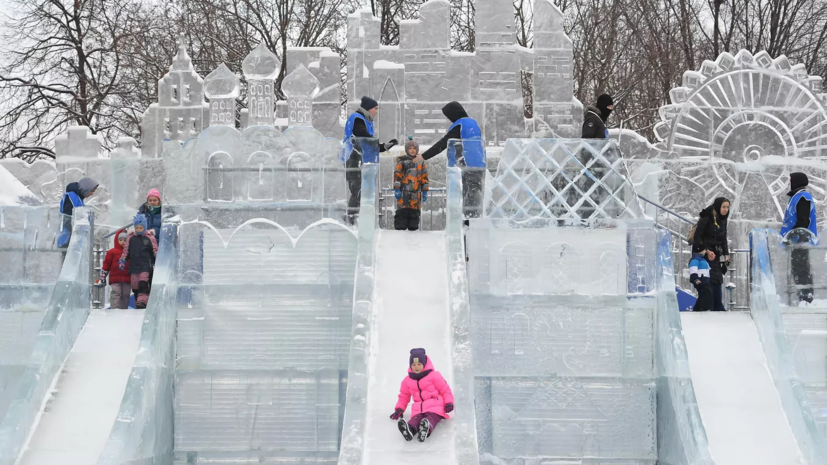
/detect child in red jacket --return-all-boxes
[101,229,131,309]
[389,348,454,442]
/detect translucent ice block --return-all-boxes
[750,228,827,462]
[0,207,94,464]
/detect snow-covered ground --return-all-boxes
[17,309,145,465]
[0,164,40,206]
[362,230,456,465]
[682,312,803,465]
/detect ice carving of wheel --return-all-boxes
[654,50,827,219]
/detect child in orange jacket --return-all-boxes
[393,137,429,231]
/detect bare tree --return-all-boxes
[0,0,156,158]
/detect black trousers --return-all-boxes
[346,152,362,225]
[789,231,814,302]
[693,282,713,311]
[462,169,484,218]
[394,208,421,231]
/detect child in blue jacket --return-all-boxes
[689,250,713,311]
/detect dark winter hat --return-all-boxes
[789,172,809,196]
[596,94,614,108]
[409,348,427,366]
[712,197,730,218]
[404,136,419,153]
[133,214,148,235]
[360,96,378,111]
[595,94,613,122]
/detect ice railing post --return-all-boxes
[96,222,178,465]
[749,228,827,463]
[654,229,714,465]
[338,156,379,465]
[0,207,94,465]
[445,158,480,464]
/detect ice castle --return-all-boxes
[1,0,827,463]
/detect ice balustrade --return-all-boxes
[654,230,714,465]
[0,207,64,430]
[338,161,377,465]
[749,229,827,462]
[0,207,94,464]
[762,232,827,443]
[486,138,641,224]
[97,223,178,464]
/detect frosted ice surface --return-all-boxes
[681,312,803,464]
[0,165,40,206]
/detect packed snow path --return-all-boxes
[681,312,803,465]
[18,309,145,465]
[362,230,456,465]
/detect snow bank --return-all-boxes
[0,163,42,206]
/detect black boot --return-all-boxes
[397,418,413,441]
[417,418,430,442]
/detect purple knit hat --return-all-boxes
[409,348,427,366]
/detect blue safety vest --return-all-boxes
[781,190,818,244]
[342,112,379,163]
[447,117,485,168]
[57,191,84,248]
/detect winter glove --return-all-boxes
[394,189,402,200]
[390,408,404,420]
[386,139,399,150]
[444,403,454,413]
[422,191,428,202]
[100,271,109,283]
[118,259,126,271]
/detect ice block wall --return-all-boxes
[0,207,64,424]
[467,221,658,463]
[0,207,94,464]
[170,212,357,463]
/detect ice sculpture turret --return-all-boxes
[282,64,319,127]
[141,40,208,157]
[242,43,279,126]
[204,64,240,127]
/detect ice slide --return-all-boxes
[17,310,144,464]
[362,230,456,464]
[681,312,803,464]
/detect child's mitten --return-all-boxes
[118,259,126,271]
[444,403,454,413]
[422,191,428,202]
[390,408,404,420]
[100,271,109,283]
[394,189,402,200]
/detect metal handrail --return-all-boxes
[637,194,694,224]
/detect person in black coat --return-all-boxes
[582,94,613,139]
[693,197,730,311]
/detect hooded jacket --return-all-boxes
[394,357,454,418]
[60,177,98,217]
[420,102,471,161]
[138,203,163,239]
[784,172,816,234]
[582,105,608,139]
[102,229,130,284]
[121,230,158,275]
[692,198,730,283]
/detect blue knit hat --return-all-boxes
[409,348,427,367]
[133,214,148,235]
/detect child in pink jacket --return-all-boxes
[390,348,454,442]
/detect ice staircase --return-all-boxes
[362,230,456,464]
[681,312,803,464]
[17,310,145,464]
